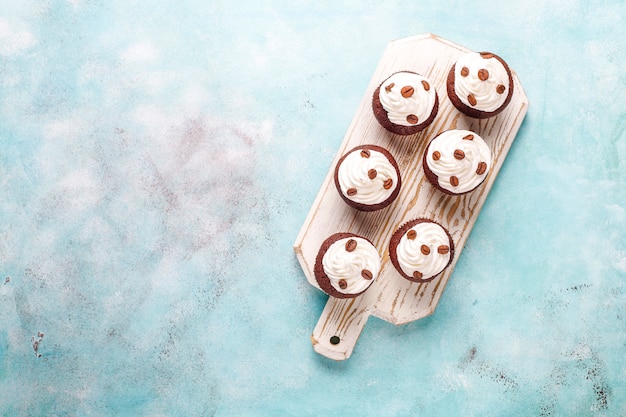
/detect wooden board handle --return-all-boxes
[311,297,371,360]
[295,33,529,360]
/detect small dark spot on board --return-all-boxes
[330,336,340,345]
[4,276,9,285]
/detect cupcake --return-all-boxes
[446,51,514,119]
[314,233,381,298]
[334,144,401,211]
[422,129,492,195]
[372,71,439,135]
[389,219,455,283]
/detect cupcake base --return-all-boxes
[446,52,514,119]
[422,138,489,196]
[388,218,455,283]
[334,144,402,212]
[314,233,378,299]
[372,71,439,135]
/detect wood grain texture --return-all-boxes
[294,33,529,361]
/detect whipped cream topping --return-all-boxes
[454,52,510,112]
[322,237,381,294]
[338,147,398,205]
[379,72,437,127]
[425,129,492,194]
[396,222,451,280]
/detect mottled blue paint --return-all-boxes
[1,0,625,416]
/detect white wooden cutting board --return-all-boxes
[294,33,529,360]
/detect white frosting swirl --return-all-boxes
[379,72,437,126]
[454,52,510,112]
[338,147,398,205]
[425,129,492,194]
[396,222,451,280]
[322,237,381,294]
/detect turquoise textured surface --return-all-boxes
[1,1,625,416]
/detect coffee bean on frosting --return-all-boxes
[421,245,430,255]
[432,151,441,161]
[421,80,430,91]
[476,161,487,175]
[401,85,415,98]
[478,68,489,81]
[406,114,419,124]
[496,84,506,94]
[467,94,477,106]
[360,149,371,158]
[463,134,474,141]
[407,229,417,240]
[368,169,377,179]
[413,271,423,280]
[450,176,459,187]
[385,83,395,92]
[454,149,465,160]
[460,66,469,77]
[480,52,495,59]
[338,279,348,289]
[383,178,393,189]
[345,238,357,252]
[347,188,357,196]
[437,245,450,254]
[361,269,373,280]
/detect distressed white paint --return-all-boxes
[294,34,529,360]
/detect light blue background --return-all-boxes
[1,1,625,416]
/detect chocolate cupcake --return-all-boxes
[389,218,455,283]
[334,144,401,211]
[422,129,492,195]
[372,71,439,135]
[446,51,514,119]
[314,233,381,298]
